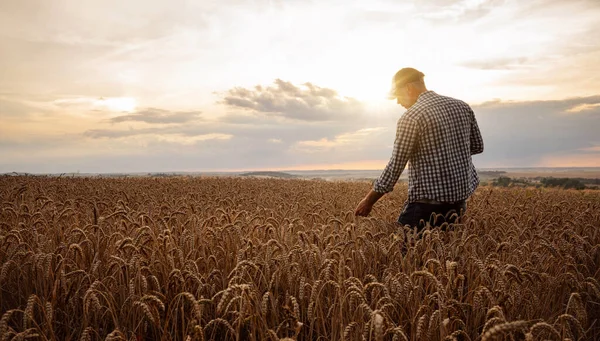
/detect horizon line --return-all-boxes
[3,166,600,176]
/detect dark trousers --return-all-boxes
[397,200,467,234]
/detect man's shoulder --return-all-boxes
[398,110,420,124]
[410,91,472,115]
[426,91,470,108]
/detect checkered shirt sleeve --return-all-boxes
[469,108,484,155]
[373,115,420,194]
[373,91,483,202]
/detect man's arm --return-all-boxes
[469,108,484,155]
[354,189,385,217]
[373,116,420,194]
[356,115,420,216]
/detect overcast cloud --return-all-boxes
[107,108,203,124]
[1,0,599,172]
[220,79,364,122]
[2,88,599,173]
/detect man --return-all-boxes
[354,67,484,233]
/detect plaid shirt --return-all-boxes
[374,91,484,202]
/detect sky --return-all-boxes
[1,0,599,173]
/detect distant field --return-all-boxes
[503,170,600,179]
[1,176,599,340]
[5,168,600,182]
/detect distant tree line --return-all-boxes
[478,170,507,177]
[487,176,598,190]
[539,177,586,190]
[525,176,598,185]
[148,173,177,177]
[239,171,298,179]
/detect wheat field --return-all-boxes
[1,176,599,340]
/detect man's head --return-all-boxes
[389,67,427,109]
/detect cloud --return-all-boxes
[458,57,531,70]
[84,127,231,147]
[538,153,600,167]
[220,79,365,121]
[84,124,214,139]
[417,0,507,23]
[218,112,276,125]
[145,133,232,145]
[579,145,600,152]
[293,127,386,153]
[108,108,202,124]
[471,94,600,167]
[0,97,47,118]
[85,127,164,139]
[52,97,138,112]
[6,94,600,173]
[565,103,600,113]
[83,108,368,147]
[0,1,210,45]
[3,0,600,172]
[475,95,600,112]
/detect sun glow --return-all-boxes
[95,97,137,112]
[52,96,138,113]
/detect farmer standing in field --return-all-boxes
[354,67,484,234]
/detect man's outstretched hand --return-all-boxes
[354,190,385,217]
[354,198,373,217]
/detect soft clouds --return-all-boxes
[293,128,386,153]
[0,96,45,118]
[416,0,507,23]
[2,0,600,105]
[3,92,600,172]
[565,103,600,114]
[220,79,364,121]
[108,108,202,124]
[458,57,531,71]
[579,146,600,152]
[141,133,232,146]
[84,117,213,140]
[471,95,600,167]
[52,97,138,112]
[1,0,600,172]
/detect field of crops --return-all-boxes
[1,176,599,340]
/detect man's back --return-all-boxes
[355,67,484,227]
[373,90,483,203]
[403,91,483,202]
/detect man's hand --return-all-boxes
[354,190,385,217]
[354,198,374,217]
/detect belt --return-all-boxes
[415,198,464,205]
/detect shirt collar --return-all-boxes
[417,90,435,101]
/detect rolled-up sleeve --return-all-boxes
[373,116,420,194]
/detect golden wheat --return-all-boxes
[0,176,599,340]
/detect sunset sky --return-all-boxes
[1,0,599,173]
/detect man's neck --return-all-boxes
[416,88,429,96]
[412,89,429,102]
